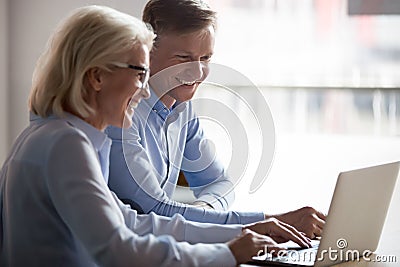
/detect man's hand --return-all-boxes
[265,206,326,239]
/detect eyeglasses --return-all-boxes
[112,62,150,90]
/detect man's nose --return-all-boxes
[191,61,203,80]
[182,61,206,81]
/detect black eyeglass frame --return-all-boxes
[111,62,150,90]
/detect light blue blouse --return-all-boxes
[0,113,240,267]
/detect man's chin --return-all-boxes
[173,87,198,102]
[176,94,195,103]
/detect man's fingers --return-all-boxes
[312,225,323,238]
[314,213,325,229]
[297,211,325,238]
[310,213,325,237]
[316,210,327,221]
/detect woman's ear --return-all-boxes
[86,67,103,92]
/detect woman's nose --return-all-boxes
[140,84,150,99]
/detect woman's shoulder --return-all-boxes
[40,117,87,137]
[30,117,90,149]
[8,117,91,165]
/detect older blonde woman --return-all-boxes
[0,5,310,267]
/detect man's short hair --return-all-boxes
[142,0,217,37]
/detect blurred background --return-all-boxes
[2,0,400,156]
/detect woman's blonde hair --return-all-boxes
[29,5,155,118]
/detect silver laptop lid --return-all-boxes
[315,161,400,267]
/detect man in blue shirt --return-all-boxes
[106,0,326,238]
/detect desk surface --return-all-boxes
[232,134,400,267]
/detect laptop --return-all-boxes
[249,161,400,267]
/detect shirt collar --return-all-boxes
[144,87,188,120]
[144,87,171,120]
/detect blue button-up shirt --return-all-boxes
[106,89,264,224]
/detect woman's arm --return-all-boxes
[45,130,237,267]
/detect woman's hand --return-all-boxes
[244,218,311,248]
[227,218,312,264]
[227,229,282,264]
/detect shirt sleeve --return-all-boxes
[181,108,235,211]
[45,130,237,267]
[107,125,265,225]
[111,192,244,244]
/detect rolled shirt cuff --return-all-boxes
[195,194,228,211]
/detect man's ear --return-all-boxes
[86,67,103,92]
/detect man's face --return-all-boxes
[149,25,215,104]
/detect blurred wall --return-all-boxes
[0,0,8,164]
[1,0,147,164]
